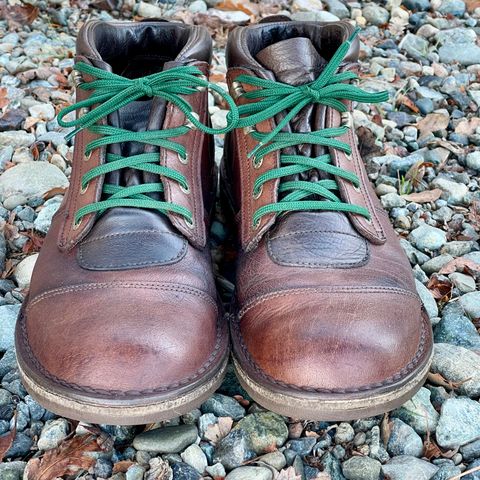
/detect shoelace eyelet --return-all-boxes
[353,184,361,193]
[72,218,83,230]
[184,112,200,130]
[80,182,89,195]
[252,219,260,230]
[232,81,245,99]
[84,150,92,162]
[253,185,263,200]
[178,152,188,165]
[185,217,195,229]
[253,156,263,169]
[180,183,190,195]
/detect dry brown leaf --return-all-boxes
[427,276,452,301]
[24,433,111,480]
[43,186,67,200]
[0,87,9,109]
[402,188,443,204]
[466,0,480,12]
[423,438,442,460]
[0,409,17,461]
[145,457,172,480]
[112,460,135,474]
[381,413,392,445]
[216,0,258,15]
[455,117,480,136]
[397,94,419,113]
[439,258,480,275]
[277,466,303,480]
[21,230,44,255]
[0,4,39,28]
[417,113,449,136]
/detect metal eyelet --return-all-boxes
[80,182,89,195]
[244,126,256,135]
[341,111,353,129]
[72,70,83,87]
[253,156,263,169]
[178,152,188,165]
[365,218,373,225]
[353,184,361,193]
[72,218,82,230]
[232,81,245,99]
[253,185,263,200]
[180,183,190,194]
[344,152,352,161]
[252,219,260,230]
[184,112,200,130]
[84,150,92,162]
[185,217,195,229]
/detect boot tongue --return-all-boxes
[255,37,326,86]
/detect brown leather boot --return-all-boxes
[223,19,433,420]
[15,20,235,425]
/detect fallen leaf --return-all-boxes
[43,186,67,200]
[466,0,480,12]
[21,230,45,255]
[277,466,303,480]
[112,460,135,474]
[427,276,452,301]
[397,94,419,113]
[423,438,441,460]
[439,258,480,275]
[455,117,480,136]
[0,409,17,461]
[417,113,449,136]
[0,4,39,28]
[24,433,111,480]
[402,189,443,203]
[145,457,172,480]
[0,87,9,109]
[216,0,258,15]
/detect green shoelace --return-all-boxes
[235,28,389,228]
[58,63,239,227]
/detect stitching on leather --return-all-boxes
[233,293,428,394]
[21,283,225,397]
[266,230,370,268]
[79,229,184,245]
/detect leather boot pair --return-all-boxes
[16,19,433,425]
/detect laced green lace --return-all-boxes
[58,62,239,227]
[235,28,389,228]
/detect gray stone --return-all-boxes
[466,152,480,171]
[431,177,468,205]
[431,465,462,480]
[435,28,477,46]
[126,465,145,480]
[441,241,477,257]
[0,461,26,480]
[137,1,163,18]
[33,197,62,234]
[464,459,480,480]
[0,131,35,148]
[233,412,288,454]
[431,344,480,398]
[415,280,438,319]
[392,387,439,435]
[437,0,466,15]
[206,463,226,479]
[4,432,32,458]
[37,418,69,450]
[291,10,340,21]
[381,192,406,209]
[439,45,480,66]
[335,423,355,444]
[0,162,68,202]
[459,292,480,318]
[133,424,198,453]
[321,451,345,480]
[172,462,201,480]
[259,451,287,470]
[342,456,382,480]
[0,349,17,378]
[409,224,447,252]
[181,444,208,474]
[399,34,429,60]
[436,398,480,449]
[434,302,480,350]
[201,394,245,421]
[225,466,273,480]
[422,254,454,275]
[460,438,480,462]
[209,9,250,23]
[400,239,430,265]
[213,429,256,470]
[387,418,424,457]
[362,4,389,25]
[450,272,476,293]
[0,304,21,352]
[324,0,349,18]
[382,456,438,480]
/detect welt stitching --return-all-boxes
[233,309,428,394]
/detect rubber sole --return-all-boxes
[17,355,228,425]
[233,353,432,421]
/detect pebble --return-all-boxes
[213,429,256,470]
[225,466,273,480]
[415,279,438,319]
[0,162,68,202]
[33,197,62,234]
[431,177,468,205]
[259,451,287,470]
[449,272,476,294]
[324,0,349,18]
[13,253,39,290]
[136,1,163,18]
[0,131,35,148]
[206,463,227,479]
[458,292,480,318]
[37,418,69,450]
[387,418,424,457]
[466,151,480,171]
[381,192,406,208]
[409,224,447,252]
[382,456,438,480]
[439,44,480,66]
[181,444,208,474]
[335,422,355,444]
[201,394,245,421]
[342,456,382,480]
[0,304,21,352]
[362,4,389,25]
[125,465,145,480]
[460,438,480,463]
[172,462,201,480]
[392,387,439,435]
[209,9,250,24]
[399,34,429,60]
[422,254,454,275]
[28,104,55,121]
[132,424,198,453]
[431,343,480,398]
[436,398,480,449]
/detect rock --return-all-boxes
[0,162,68,202]
[460,438,480,462]
[466,152,480,171]
[13,254,39,290]
[126,465,146,480]
[402,0,430,10]
[442,241,477,257]
[0,349,17,378]
[4,432,32,458]
[436,398,480,449]
[188,0,207,13]
[382,456,438,480]
[321,451,345,480]
[37,418,69,450]
[291,10,340,21]
[392,387,439,435]
[209,9,250,24]
[459,292,480,318]
[0,131,35,148]
[286,437,317,456]
[172,462,201,480]
[409,224,447,252]
[201,394,245,421]
[181,444,208,474]
[362,4,389,25]
[431,177,468,205]
[437,0,466,15]
[0,110,27,132]
[323,0,349,18]
[225,466,273,480]
[434,302,480,350]
[335,423,355,444]
[292,0,323,11]
[0,461,26,480]
[435,28,477,46]
[34,197,62,234]
[206,463,227,479]
[449,272,476,294]
[431,465,462,480]
[415,280,438,319]
[399,34,429,60]
[259,451,287,470]
[136,1,163,18]
[439,45,480,66]
[381,192,406,209]
[422,254,454,275]
[463,460,480,480]
[431,344,480,398]
[28,104,55,121]
[400,239,430,265]
[132,424,197,453]
[342,456,382,480]
[387,418,424,457]
[233,412,288,454]
[0,304,21,352]
[213,429,256,471]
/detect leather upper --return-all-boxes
[224,19,433,393]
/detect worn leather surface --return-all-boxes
[17,21,227,399]
[224,19,433,394]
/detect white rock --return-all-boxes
[0,131,35,148]
[209,9,250,24]
[181,444,208,474]
[137,1,163,18]
[226,466,273,480]
[29,104,55,121]
[14,254,39,289]
[431,177,468,205]
[37,418,69,451]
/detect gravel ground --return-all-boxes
[0,0,479,479]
